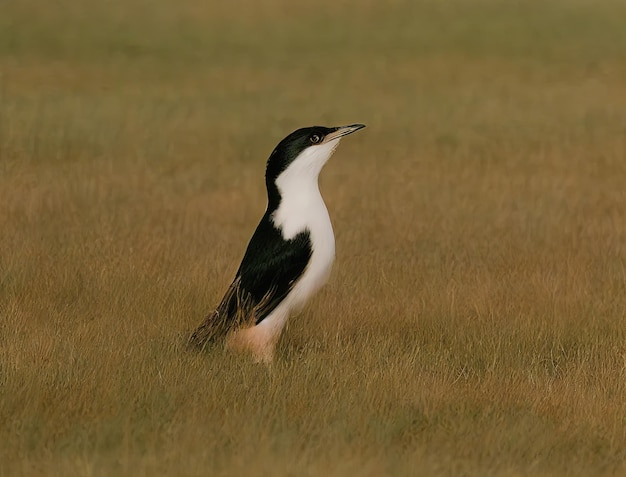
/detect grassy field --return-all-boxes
[1,0,626,475]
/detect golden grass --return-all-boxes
[1,0,626,475]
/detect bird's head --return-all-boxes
[265,124,365,205]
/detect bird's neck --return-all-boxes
[268,173,329,240]
[269,174,324,210]
[266,160,326,212]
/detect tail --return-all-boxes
[187,309,229,351]
[187,280,243,351]
[187,278,277,352]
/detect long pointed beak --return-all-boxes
[324,123,366,142]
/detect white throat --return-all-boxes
[270,139,340,240]
[269,138,339,314]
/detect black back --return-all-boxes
[234,212,312,324]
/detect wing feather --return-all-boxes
[188,215,311,350]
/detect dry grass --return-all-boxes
[1,0,626,475]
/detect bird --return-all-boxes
[188,124,366,362]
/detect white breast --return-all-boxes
[270,141,339,311]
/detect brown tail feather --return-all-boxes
[187,278,277,352]
[187,279,246,351]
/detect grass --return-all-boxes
[1,0,626,475]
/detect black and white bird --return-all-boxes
[188,124,366,362]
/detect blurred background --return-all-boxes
[1,1,625,475]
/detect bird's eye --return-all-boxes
[310,134,322,144]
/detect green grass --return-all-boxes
[1,0,626,475]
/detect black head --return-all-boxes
[265,124,366,208]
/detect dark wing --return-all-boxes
[188,214,312,350]
[237,215,312,324]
